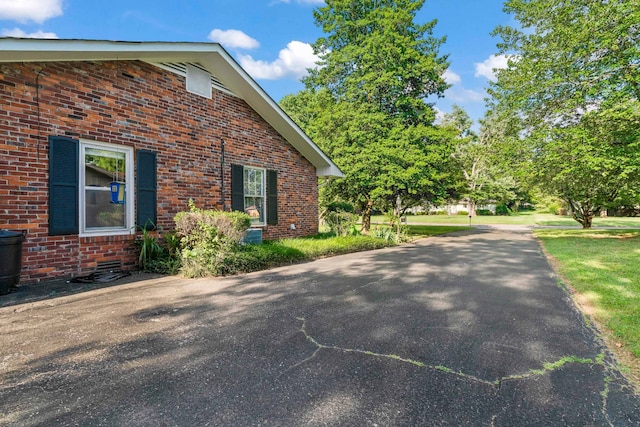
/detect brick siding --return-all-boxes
[0,60,319,284]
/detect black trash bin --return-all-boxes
[0,229,26,295]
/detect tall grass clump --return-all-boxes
[135,221,181,274]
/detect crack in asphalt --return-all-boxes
[293,316,614,423]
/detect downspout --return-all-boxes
[221,139,226,211]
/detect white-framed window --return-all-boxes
[243,166,266,226]
[79,140,134,236]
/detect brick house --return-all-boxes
[0,38,342,284]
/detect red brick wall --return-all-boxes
[0,60,319,284]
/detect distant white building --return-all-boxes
[409,202,497,215]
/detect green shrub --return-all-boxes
[547,203,560,215]
[477,209,494,216]
[372,226,409,243]
[323,210,359,236]
[325,201,355,213]
[175,200,251,245]
[174,200,252,277]
[457,210,469,216]
[495,204,513,216]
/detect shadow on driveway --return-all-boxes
[1,228,639,426]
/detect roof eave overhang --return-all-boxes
[0,38,344,178]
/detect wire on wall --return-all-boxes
[35,69,43,162]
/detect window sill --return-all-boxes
[79,229,134,238]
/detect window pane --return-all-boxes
[255,170,264,195]
[85,189,126,228]
[84,147,127,230]
[244,196,264,225]
[244,167,264,197]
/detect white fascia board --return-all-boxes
[0,38,344,178]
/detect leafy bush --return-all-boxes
[372,226,409,243]
[174,200,252,277]
[457,210,469,216]
[477,209,494,216]
[325,201,355,214]
[533,194,563,214]
[323,210,359,236]
[495,204,513,216]
[175,200,251,246]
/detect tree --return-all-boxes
[488,0,640,227]
[442,106,526,216]
[282,0,453,231]
[281,91,456,231]
[533,101,640,228]
[442,106,485,216]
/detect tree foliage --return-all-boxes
[307,0,449,126]
[281,0,455,231]
[442,106,528,216]
[488,0,640,227]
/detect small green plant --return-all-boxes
[457,210,469,216]
[137,220,163,271]
[371,225,408,243]
[495,204,512,216]
[322,210,359,237]
[135,222,182,274]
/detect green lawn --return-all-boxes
[534,229,640,364]
[404,224,471,238]
[222,226,463,274]
[369,212,640,228]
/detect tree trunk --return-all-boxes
[361,199,373,232]
[568,198,599,229]
[468,198,477,217]
[574,210,593,229]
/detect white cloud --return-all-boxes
[445,87,485,103]
[208,29,259,49]
[0,0,62,24]
[474,54,512,81]
[443,69,461,85]
[433,106,446,123]
[238,41,319,80]
[1,27,58,38]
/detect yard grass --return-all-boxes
[404,224,471,238]
[271,233,393,259]
[371,212,640,228]
[225,226,462,274]
[534,229,640,380]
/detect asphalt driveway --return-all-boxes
[1,228,639,426]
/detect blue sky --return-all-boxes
[0,0,513,125]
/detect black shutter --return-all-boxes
[267,170,278,225]
[231,164,244,212]
[49,136,79,235]
[136,150,157,230]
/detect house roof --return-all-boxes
[0,38,343,178]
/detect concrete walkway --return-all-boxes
[1,228,639,426]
